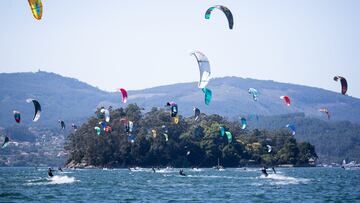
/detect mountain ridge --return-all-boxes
[1,71,359,164]
[0,71,359,127]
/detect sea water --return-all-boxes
[0,167,359,202]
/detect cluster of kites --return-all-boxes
[2,3,349,152]
[94,89,128,137]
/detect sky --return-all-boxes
[0,0,360,97]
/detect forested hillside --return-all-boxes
[65,105,317,168]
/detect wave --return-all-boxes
[129,168,153,172]
[49,175,77,184]
[59,171,73,174]
[162,174,249,180]
[155,168,176,173]
[260,174,310,185]
[25,175,78,186]
[190,168,203,172]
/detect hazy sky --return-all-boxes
[1,0,359,97]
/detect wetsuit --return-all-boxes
[179,169,186,176]
[48,168,55,177]
[152,168,156,173]
[261,168,268,177]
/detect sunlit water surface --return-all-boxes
[0,167,359,202]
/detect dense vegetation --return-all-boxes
[252,113,360,163]
[65,104,317,168]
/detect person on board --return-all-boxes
[261,167,268,177]
[48,168,56,177]
[179,169,186,176]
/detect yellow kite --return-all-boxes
[28,0,42,20]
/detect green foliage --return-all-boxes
[65,104,317,168]
[253,113,360,163]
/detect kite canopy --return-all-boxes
[71,124,78,131]
[333,76,348,95]
[120,118,130,132]
[129,121,134,132]
[97,112,105,119]
[202,88,212,105]
[248,88,259,101]
[171,105,178,118]
[99,121,107,130]
[167,102,178,117]
[280,96,291,106]
[286,124,296,135]
[13,111,21,123]
[28,0,42,20]
[319,108,330,119]
[219,126,225,137]
[166,101,177,107]
[100,108,110,122]
[1,136,10,149]
[119,88,128,103]
[58,120,65,130]
[193,107,200,121]
[266,145,272,153]
[105,126,112,134]
[26,98,41,122]
[94,127,101,136]
[205,5,234,29]
[240,117,247,130]
[151,129,157,138]
[225,131,232,143]
[163,133,169,142]
[190,51,211,89]
[161,125,169,141]
[120,118,129,123]
[173,116,179,124]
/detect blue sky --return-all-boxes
[0,0,359,97]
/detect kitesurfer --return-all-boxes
[261,167,268,177]
[48,168,55,177]
[179,169,186,176]
[58,167,63,172]
[152,167,156,173]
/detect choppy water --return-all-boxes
[0,167,359,202]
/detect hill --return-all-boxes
[1,71,359,128]
[0,71,111,127]
[0,71,359,165]
[127,77,360,123]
